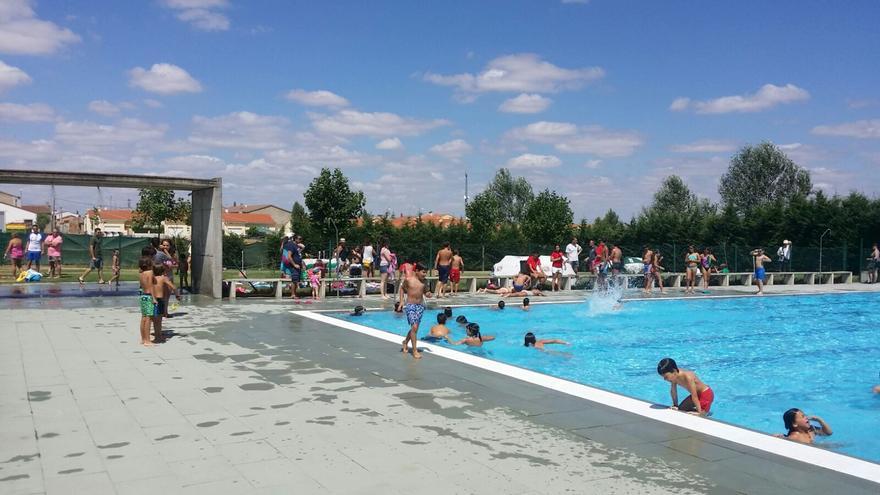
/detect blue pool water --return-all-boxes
[335,292,880,463]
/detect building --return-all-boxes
[57,212,84,234]
[0,190,21,207]
[162,220,192,239]
[388,213,463,229]
[222,212,276,236]
[84,209,133,235]
[0,201,37,231]
[225,204,291,233]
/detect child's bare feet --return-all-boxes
[141,341,155,347]
[412,350,422,359]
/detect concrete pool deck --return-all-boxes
[1,283,878,494]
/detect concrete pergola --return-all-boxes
[0,170,223,298]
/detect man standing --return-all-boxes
[866,243,879,284]
[434,241,453,298]
[79,228,105,284]
[610,243,623,278]
[285,235,304,299]
[26,225,43,273]
[776,240,791,272]
[587,240,596,272]
[334,238,349,277]
[43,228,64,278]
[550,244,565,291]
[565,237,582,275]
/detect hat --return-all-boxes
[783,240,791,245]
[340,238,346,243]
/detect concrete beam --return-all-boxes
[0,169,219,191]
[191,181,223,298]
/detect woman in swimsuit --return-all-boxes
[684,245,699,294]
[653,250,665,294]
[699,248,712,290]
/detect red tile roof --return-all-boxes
[222,212,275,225]
[88,209,133,221]
[22,204,52,214]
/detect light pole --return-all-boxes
[819,228,831,274]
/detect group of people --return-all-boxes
[4,225,67,280]
[137,239,184,346]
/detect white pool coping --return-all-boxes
[294,308,880,484]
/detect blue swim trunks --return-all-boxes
[405,303,425,326]
[437,265,450,283]
[755,267,766,281]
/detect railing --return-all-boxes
[224,270,855,299]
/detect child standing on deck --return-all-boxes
[108,250,121,284]
[657,358,713,416]
[308,267,320,299]
[151,264,180,344]
[138,257,156,346]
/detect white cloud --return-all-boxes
[0,59,30,93]
[143,98,164,108]
[88,99,120,116]
[0,0,80,55]
[0,102,54,121]
[429,139,472,160]
[811,119,880,139]
[55,118,168,152]
[498,93,552,114]
[376,137,403,150]
[506,121,643,157]
[285,88,349,107]
[160,0,230,31]
[424,53,604,99]
[189,111,289,149]
[128,63,203,95]
[846,98,879,109]
[310,109,449,137]
[669,139,737,153]
[583,159,602,169]
[777,142,802,151]
[507,153,561,169]
[670,84,810,114]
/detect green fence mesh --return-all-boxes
[1,232,152,268]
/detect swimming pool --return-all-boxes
[333,292,880,463]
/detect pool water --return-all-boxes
[335,292,880,463]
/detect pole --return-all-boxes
[50,184,56,231]
[819,228,831,274]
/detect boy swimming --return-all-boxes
[523,332,569,349]
[446,323,495,347]
[425,313,451,341]
[775,408,832,444]
[657,358,713,416]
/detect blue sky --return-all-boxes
[1,0,878,220]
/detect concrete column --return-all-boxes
[191,182,223,298]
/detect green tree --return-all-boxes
[132,188,191,232]
[222,234,245,269]
[465,191,501,240]
[719,142,812,214]
[484,168,534,224]
[36,212,51,229]
[521,189,573,244]
[303,168,365,239]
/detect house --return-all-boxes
[0,201,37,231]
[162,220,192,239]
[0,190,21,208]
[222,212,276,236]
[84,209,133,235]
[389,213,463,229]
[225,204,291,232]
[21,204,52,216]
[57,212,83,234]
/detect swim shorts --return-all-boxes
[612,261,623,272]
[155,297,167,316]
[139,294,156,317]
[696,387,714,413]
[437,264,450,283]
[513,283,525,292]
[90,257,103,269]
[754,267,766,281]
[450,268,461,283]
[27,251,41,262]
[643,263,652,274]
[379,265,388,274]
[405,303,425,326]
[551,267,562,275]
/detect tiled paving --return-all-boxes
[1,283,878,494]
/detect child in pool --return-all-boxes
[523,332,569,349]
[447,323,495,347]
[657,358,713,416]
[425,313,450,341]
[775,408,832,444]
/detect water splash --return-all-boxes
[584,282,626,317]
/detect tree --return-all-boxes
[303,168,365,238]
[484,168,534,224]
[651,175,701,214]
[289,201,314,239]
[719,142,812,214]
[521,189,573,244]
[36,212,51,229]
[132,188,191,232]
[465,191,501,240]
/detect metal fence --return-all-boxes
[1,232,151,268]
[222,239,869,275]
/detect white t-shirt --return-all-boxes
[363,245,374,263]
[565,243,581,262]
[27,232,43,252]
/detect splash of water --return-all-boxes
[585,281,626,317]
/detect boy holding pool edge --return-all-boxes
[657,358,714,416]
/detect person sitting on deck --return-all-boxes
[775,408,832,444]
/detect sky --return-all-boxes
[0,0,878,220]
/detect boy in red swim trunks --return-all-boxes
[657,358,713,416]
[450,249,463,294]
